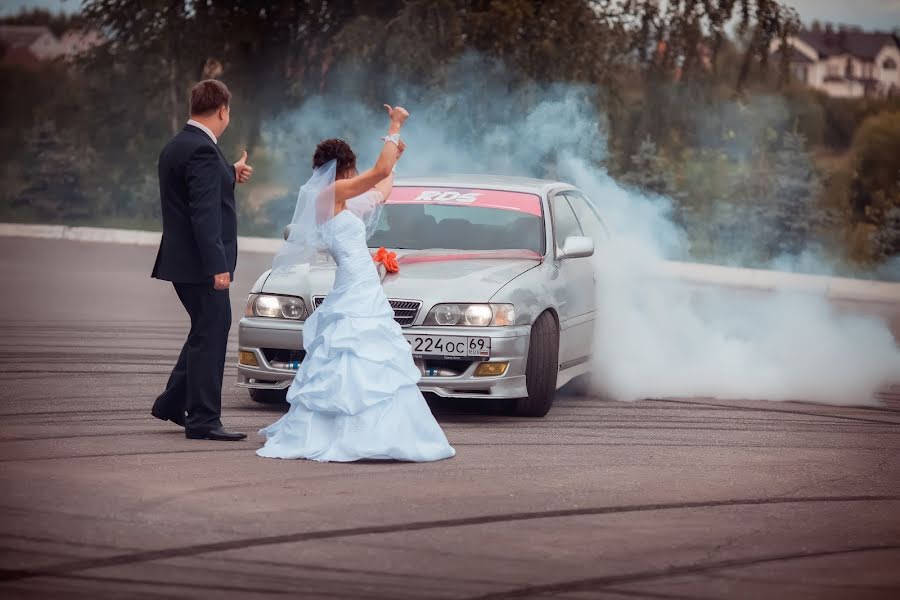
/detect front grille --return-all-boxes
[313,296,421,327]
[389,300,421,326]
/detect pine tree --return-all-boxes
[17,122,92,221]
[620,136,676,197]
[871,206,900,261]
[767,130,824,256]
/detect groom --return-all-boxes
[151,79,253,441]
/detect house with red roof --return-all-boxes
[771,25,900,98]
[0,25,61,68]
[0,25,103,68]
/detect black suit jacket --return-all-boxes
[152,124,237,283]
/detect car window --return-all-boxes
[367,187,546,254]
[551,194,583,249]
[563,191,609,241]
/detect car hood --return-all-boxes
[260,249,542,302]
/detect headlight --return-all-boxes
[244,294,307,320]
[434,304,461,325]
[254,295,282,318]
[424,304,516,327]
[464,305,493,326]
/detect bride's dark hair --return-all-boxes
[313,138,357,176]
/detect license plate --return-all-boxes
[405,334,491,360]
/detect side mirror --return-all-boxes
[283,224,293,241]
[559,235,594,260]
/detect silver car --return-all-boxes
[236,174,605,417]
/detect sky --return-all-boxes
[0,0,898,30]
[785,0,899,30]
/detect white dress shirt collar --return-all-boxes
[186,119,217,144]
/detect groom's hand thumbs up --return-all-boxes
[234,150,253,184]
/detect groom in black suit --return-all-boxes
[151,79,253,441]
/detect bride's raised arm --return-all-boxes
[334,105,408,206]
[371,139,404,201]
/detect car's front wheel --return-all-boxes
[249,388,287,404]
[511,311,559,417]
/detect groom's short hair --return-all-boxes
[190,80,231,116]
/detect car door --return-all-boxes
[561,190,607,368]
[549,192,595,371]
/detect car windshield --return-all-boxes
[367,187,544,253]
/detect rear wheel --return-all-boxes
[511,311,559,417]
[249,388,287,404]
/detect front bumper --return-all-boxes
[236,316,531,399]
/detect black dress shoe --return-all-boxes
[185,427,247,441]
[151,408,186,427]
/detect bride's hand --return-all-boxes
[397,139,406,159]
[384,104,409,126]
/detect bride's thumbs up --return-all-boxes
[384,104,409,126]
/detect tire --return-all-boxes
[249,388,287,404]
[511,311,560,417]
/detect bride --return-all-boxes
[256,105,456,462]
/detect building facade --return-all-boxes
[772,26,900,98]
[0,25,103,68]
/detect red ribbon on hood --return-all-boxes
[373,247,400,273]
[372,248,542,275]
[397,249,542,265]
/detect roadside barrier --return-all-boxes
[2,223,898,304]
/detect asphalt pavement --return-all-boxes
[1,236,899,599]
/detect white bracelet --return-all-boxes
[382,133,401,147]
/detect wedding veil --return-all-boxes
[271,158,392,276]
[272,160,337,272]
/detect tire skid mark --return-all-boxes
[0,408,159,417]
[0,447,249,463]
[461,544,900,599]
[450,442,898,449]
[33,573,292,596]
[656,399,900,426]
[3,424,896,444]
[431,421,898,431]
[1,495,897,583]
[0,533,505,588]
[597,586,701,600]
[0,431,201,442]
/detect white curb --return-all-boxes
[1,223,898,304]
[0,223,282,254]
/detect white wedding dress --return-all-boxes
[256,205,456,462]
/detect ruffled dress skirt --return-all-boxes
[257,212,455,462]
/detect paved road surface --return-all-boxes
[1,237,899,599]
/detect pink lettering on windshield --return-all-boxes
[386,187,542,217]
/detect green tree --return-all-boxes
[620,136,675,196]
[871,206,900,261]
[80,0,362,149]
[16,122,93,221]
[715,130,824,262]
[848,111,900,223]
[81,0,200,136]
[843,111,900,265]
[608,0,800,91]
[768,129,824,255]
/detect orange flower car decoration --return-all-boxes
[373,247,400,273]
